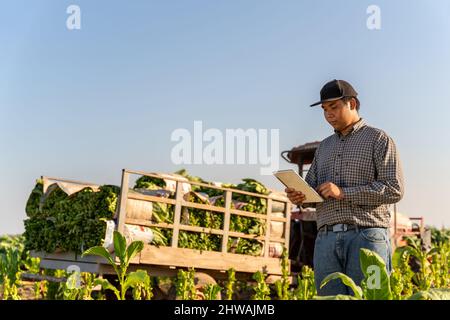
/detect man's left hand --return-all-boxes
[317,182,345,200]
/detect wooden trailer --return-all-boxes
[32,169,294,294]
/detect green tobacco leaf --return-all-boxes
[113,231,127,264]
[313,294,359,300]
[404,236,421,252]
[82,246,116,269]
[320,272,363,299]
[408,289,450,300]
[203,284,222,300]
[392,246,409,269]
[123,270,149,293]
[25,179,44,218]
[427,247,440,256]
[403,246,421,260]
[126,241,144,265]
[93,278,120,299]
[359,248,392,300]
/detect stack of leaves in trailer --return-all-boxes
[24,180,120,253]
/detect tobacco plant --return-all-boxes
[82,231,149,300]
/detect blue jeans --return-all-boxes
[313,226,392,296]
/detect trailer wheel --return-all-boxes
[164,272,222,300]
[194,272,222,300]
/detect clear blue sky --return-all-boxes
[1,0,450,234]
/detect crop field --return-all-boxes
[2,170,450,300]
[1,229,450,300]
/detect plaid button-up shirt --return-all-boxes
[305,118,404,229]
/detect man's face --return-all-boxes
[321,99,355,131]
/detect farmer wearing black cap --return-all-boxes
[286,79,404,296]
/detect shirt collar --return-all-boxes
[334,118,366,137]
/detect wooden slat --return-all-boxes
[32,251,110,264]
[139,245,283,275]
[179,201,288,222]
[174,224,223,236]
[31,251,76,261]
[116,170,129,234]
[269,215,288,222]
[181,200,226,213]
[229,209,287,222]
[264,198,272,258]
[229,208,267,220]
[284,201,291,274]
[228,231,285,243]
[125,169,279,200]
[39,259,102,274]
[171,181,183,248]
[21,273,67,283]
[126,219,174,229]
[265,237,286,244]
[128,192,177,206]
[124,218,286,243]
[221,191,232,253]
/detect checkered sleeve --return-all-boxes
[342,133,404,206]
[305,150,319,189]
[300,150,319,209]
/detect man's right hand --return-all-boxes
[285,187,306,206]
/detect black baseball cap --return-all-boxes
[310,79,358,107]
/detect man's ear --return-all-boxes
[349,98,357,110]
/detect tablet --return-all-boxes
[273,169,324,203]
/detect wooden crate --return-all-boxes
[116,169,292,275]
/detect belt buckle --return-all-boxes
[332,224,347,232]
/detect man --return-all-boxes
[286,79,404,296]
